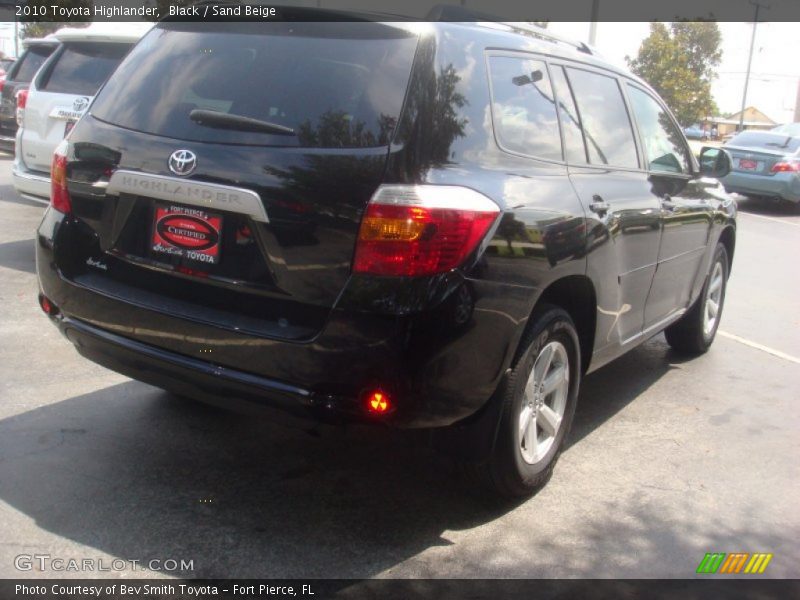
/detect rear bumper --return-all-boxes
[37,209,527,428]
[56,314,357,424]
[722,171,800,203]
[13,158,51,204]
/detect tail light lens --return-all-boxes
[0,79,5,93]
[364,389,392,415]
[15,89,28,127]
[353,185,500,277]
[50,140,72,214]
[770,161,800,173]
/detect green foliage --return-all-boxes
[626,22,722,126]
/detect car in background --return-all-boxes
[771,122,800,137]
[0,37,58,152]
[0,57,15,77]
[684,124,709,140]
[721,130,800,206]
[13,23,151,203]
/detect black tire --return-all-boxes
[665,243,729,354]
[462,305,581,498]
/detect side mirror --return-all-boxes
[512,70,544,87]
[698,147,732,178]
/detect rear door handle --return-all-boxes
[589,195,610,215]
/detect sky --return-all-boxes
[549,22,800,124]
[0,20,797,124]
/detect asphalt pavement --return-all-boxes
[0,153,798,579]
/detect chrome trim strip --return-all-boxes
[13,167,50,184]
[106,170,269,223]
[620,308,687,347]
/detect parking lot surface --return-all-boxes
[0,154,798,579]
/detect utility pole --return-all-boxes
[794,78,800,123]
[588,0,599,45]
[739,1,769,132]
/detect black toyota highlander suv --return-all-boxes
[36,16,736,497]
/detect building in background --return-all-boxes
[705,106,776,137]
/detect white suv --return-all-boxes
[13,23,151,203]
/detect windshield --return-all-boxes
[90,22,419,148]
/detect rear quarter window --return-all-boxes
[487,55,562,161]
[39,42,132,96]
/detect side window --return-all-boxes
[487,56,562,161]
[627,85,691,174]
[565,68,639,169]
[550,66,587,164]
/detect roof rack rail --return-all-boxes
[502,22,593,55]
[425,5,592,55]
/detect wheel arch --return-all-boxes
[513,275,597,374]
[718,225,736,273]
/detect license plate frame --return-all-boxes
[737,158,759,170]
[151,203,223,265]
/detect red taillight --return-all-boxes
[15,89,28,127]
[365,390,392,415]
[0,79,5,93]
[770,161,800,173]
[353,185,499,277]
[50,140,72,214]
[38,294,59,316]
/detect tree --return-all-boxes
[626,22,722,126]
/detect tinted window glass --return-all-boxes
[566,68,638,169]
[550,66,587,164]
[91,22,418,148]
[40,43,132,96]
[771,123,800,137]
[488,56,562,160]
[13,46,54,83]
[728,131,800,152]
[627,86,689,173]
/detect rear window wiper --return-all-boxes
[189,109,296,136]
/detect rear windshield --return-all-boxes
[39,42,132,96]
[728,131,800,153]
[90,22,419,148]
[11,45,55,83]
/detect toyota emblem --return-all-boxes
[168,149,197,176]
[73,97,90,112]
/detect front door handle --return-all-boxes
[589,194,610,216]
